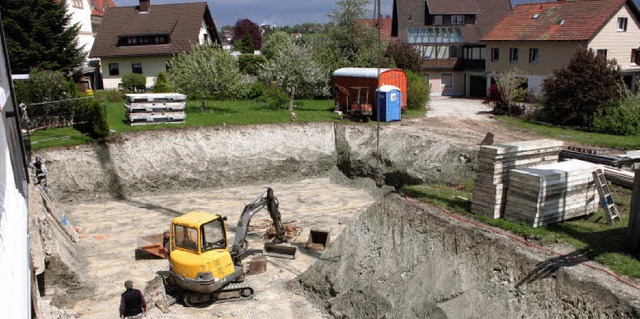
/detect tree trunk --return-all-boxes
[288,87,296,111]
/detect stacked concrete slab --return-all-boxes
[504,160,601,227]
[472,139,563,219]
[125,93,186,126]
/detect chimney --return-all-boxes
[139,0,151,13]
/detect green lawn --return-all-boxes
[402,182,640,279]
[501,117,640,150]
[29,99,426,150]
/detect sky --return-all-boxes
[111,0,622,29]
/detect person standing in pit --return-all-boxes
[30,156,47,187]
[119,280,147,319]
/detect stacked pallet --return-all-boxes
[472,139,563,219]
[125,93,186,126]
[504,160,601,227]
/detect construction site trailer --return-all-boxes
[332,68,407,114]
[125,93,187,125]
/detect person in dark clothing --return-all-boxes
[119,280,147,319]
[30,156,47,187]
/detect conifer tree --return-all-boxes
[1,0,84,74]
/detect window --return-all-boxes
[529,48,539,64]
[72,0,83,8]
[509,48,519,63]
[491,48,500,62]
[174,225,198,251]
[632,49,640,65]
[618,17,628,32]
[450,45,459,58]
[108,63,119,76]
[434,15,443,25]
[201,219,226,252]
[532,13,541,19]
[132,63,143,74]
[597,49,608,59]
[117,35,170,47]
[452,15,465,25]
[203,34,210,45]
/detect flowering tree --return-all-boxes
[258,44,328,110]
[167,45,241,99]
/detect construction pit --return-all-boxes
[32,121,640,318]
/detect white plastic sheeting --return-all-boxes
[0,87,30,317]
[333,67,392,78]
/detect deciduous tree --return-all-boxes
[542,48,627,126]
[233,19,262,52]
[258,44,328,110]
[168,45,241,99]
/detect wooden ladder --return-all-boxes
[593,168,621,225]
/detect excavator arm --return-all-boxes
[229,188,287,263]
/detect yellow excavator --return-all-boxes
[167,187,297,306]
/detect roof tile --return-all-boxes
[90,2,219,58]
[481,0,628,41]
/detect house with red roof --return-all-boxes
[356,15,396,42]
[481,0,640,93]
[91,0,116,36]
[391,0,512,97]
[89,0,221,90]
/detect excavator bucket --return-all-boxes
[264,242,299,260]
[305,229,330,251]
[135,232,169,259]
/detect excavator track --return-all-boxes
[182,283,254,307]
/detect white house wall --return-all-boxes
[588,4,640,71]
[199,19,211,45]
[66,0,94,55]
[0,37,30,317]
[101,56,171,89]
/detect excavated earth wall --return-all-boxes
[39,123,476,202]
[297,194,640,318]
[35,122,640,318]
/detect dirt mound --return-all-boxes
[296,193,640,318]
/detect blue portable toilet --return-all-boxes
[375,85,401,122]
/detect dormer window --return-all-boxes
[452,15,465,25]
[117,35,171,46]
[618,17,628,32]
[555,20,565,25]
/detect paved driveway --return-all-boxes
[426,96,493,121]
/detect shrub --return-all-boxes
[121,73,146,92]
[237,82,267,100]
[406,70,430,111]
[258,84,289,109]
[490,67,527,115]
[592,95,640,135]
[94,89,124,103]
[542,48,627,126]
[387,42,421,73]
[13,68,75,105]
[153,72,171,93]
[73,99,109,139]
[238,54,267,76]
